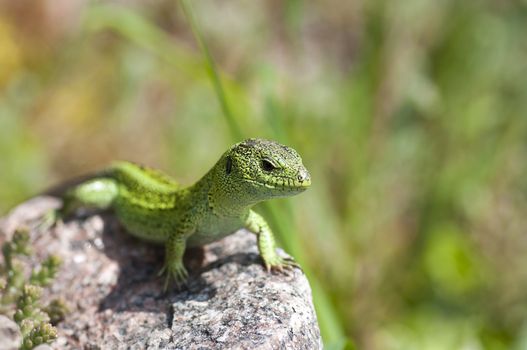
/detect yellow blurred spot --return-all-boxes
[0,17,21,87]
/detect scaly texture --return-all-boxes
[53,138,311,289]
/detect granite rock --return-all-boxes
[0,315,22,350]
[0,197,321,349]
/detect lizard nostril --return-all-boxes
[297,169,310,182]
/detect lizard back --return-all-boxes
[109,161,180,208]
[108,161,182,242]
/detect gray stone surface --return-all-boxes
[0,315,22,350]
[32,345,53,350]
[0,197,321,349]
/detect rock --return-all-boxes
[0,315,22,350]
[32,345,53,350]
[0,197,322,349]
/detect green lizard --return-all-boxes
[46,138,311,290]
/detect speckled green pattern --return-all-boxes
[56,138,311,289]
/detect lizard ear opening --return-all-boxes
[225,156,232,175]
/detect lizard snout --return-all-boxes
[296,169,311,186]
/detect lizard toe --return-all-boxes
[264,255,301,275]
[36,209,62,232]
[160,262,189,291]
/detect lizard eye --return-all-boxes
[225,156,232,175]
[261,159,277,172]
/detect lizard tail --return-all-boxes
[40,170,111,197]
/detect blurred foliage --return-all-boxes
[1,0,527,349]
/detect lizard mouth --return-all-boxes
[244,178,311,191]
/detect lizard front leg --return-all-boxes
[158,227,194,291]
[245,210,299,272]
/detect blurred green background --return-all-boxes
[1,0,527,349]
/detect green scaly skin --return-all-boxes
[49,139,311,290]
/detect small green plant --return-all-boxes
[0,226,68,350]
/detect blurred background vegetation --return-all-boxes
[1,0,527,349]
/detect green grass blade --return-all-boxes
[178,0,243,141]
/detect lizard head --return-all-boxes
[221,138,311,200]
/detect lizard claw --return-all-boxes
[264,255,301,274]
[282,257,301,272]
[159,261,189,292]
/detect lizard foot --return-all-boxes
[263,254,301,274]
[158,261,189,292]
[36,209,62,232]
